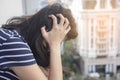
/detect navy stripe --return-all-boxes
[0,28,36,80]
[0,50,32,56]
[0,56,35,64]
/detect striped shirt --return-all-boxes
[0,28,36,80]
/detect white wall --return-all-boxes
[0,0,23,26]
[24,0,39,14]
[24,0,48,14]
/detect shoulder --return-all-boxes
[0,28,31,51]
[0,28,36,69]
[0,28,32,56]
[0,28,24,44]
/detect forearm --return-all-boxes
[41,14,70,80]
[48,44,63,80]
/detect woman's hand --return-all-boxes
[41,14,70,80]
[41,14,71,47]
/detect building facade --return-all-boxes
[75,0,120,76]
[45,0,120,76]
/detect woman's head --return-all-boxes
[3,3,78,67]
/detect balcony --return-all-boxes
[97,27,108,32]
[96,49,108,57]
[97,53,108,58]
[96,39,107,44]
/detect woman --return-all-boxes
[0,3,78,80]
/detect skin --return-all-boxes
[11,14,70,80]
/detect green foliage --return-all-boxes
[85,77,98,80]
[62,52,75,79]
[62,40,83,80]
[99,73,105,79]
[62,40,116,80]
[64,40,74,54]
[74,74,83,80]
[110,77,115,80]
[117,69,120,73]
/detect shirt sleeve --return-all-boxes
[0,36,36,69]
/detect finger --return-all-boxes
[56,14,65,25]
[49,15,57,27]
[41,26,47,37]
[64,18,69,29]
[65,26,71,34]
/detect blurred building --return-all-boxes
[75,0,120,76]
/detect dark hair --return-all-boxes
[2,3,78,67]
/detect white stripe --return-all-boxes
[9,37,20,39]
[0,71,18,78]
[3,42,28,46]
[0,48,31,52]
[3,42,30,49]
[0,36,7,41]
[0,53,33,59]
[0,29,11,36]
[14,30,21,37]
[8,30,12,33]
[0,71,4,73]
[6,71,19,79]
[0,76,10,80]
[0,59,35,66]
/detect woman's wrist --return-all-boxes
[49,42,60,48]
[49,43,61,52]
